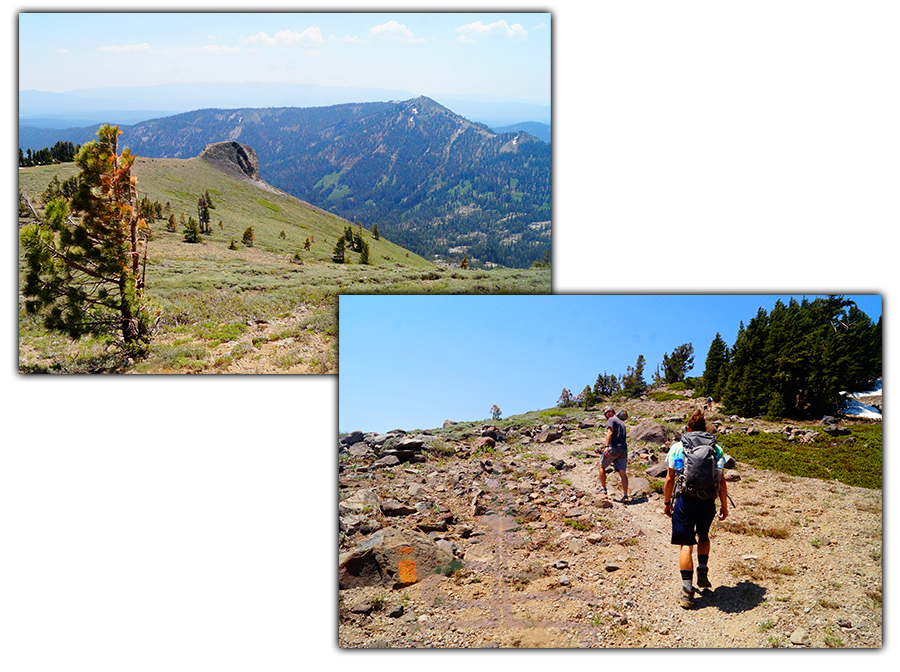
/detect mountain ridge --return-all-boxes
[19,96,551,268]
[119,97,550,268]
[20,82,550,128]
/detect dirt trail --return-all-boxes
[338,426,883,648]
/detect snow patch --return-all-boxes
[839,380,882,419]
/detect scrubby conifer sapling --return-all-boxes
[20,124,156,353]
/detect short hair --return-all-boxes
[687,409,706,432]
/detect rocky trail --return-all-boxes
[338,404,882,649]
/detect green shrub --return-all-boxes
[564,519,592,531]
[540,409,566,418]
[720,425,881,489]
[648,391,684,402]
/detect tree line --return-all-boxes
[557,296,880,420]
[19,141,80,167]
[701,296,881,419]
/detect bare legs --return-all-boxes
[599,467,628,498]
[679,539,711,570]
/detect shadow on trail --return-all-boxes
[695,581,767,614]
[622,492,651,505]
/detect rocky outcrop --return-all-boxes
[199,141,261,181]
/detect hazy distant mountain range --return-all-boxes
[19,81,550,131]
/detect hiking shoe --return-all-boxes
[618,494,630,503]
[598,487,608,496]
[679,587,695,609]
[696,568,712,589]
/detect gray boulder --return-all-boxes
[534,428,562,443]
[645,462,668,478]
[630,420,668,444]
[339,488,381,516]
[340,430,365,446]
[338,527,459,589]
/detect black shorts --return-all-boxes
[671,495,717,546]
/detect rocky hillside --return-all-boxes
[338,394,882,648]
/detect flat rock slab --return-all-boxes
[480,514,521,533]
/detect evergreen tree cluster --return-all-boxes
[19,141,79,167]
[331,224,371,265]
[558,342,696,410]
[702,296,881,419]
[558,370,624,410]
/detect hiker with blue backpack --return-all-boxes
[663,409,729,609]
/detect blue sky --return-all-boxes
[339,294,883,434]
[18,11,550,103]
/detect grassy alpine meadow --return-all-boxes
[18,159,550,374]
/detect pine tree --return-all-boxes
[593,371,618,398]
[183,216,202,243]
[490,404,502,421]
[575,385,593,409]
[701,333,729,400]
[242,226,254,247]
[197,193,211,234]
[714,297,881,419]
[620,354,647,398]
[359,240,370,265]
[661,343,694,384]
[372,223,380,240]
[332,237,346,263]
[20,124,155,352]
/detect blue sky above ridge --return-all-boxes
[18,12,551,104]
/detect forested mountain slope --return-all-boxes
[117,97,550,268]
